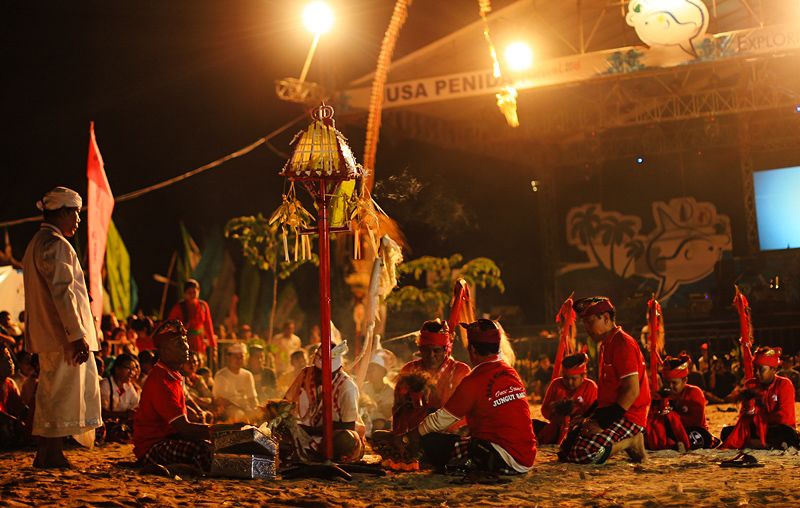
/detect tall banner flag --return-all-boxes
[106,220,130,318]
[87,122,114,320]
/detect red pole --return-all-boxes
[317,178,334,461]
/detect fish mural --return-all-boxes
[561,197,732,301]
[626,0,710,56]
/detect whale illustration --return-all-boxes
[626,0,709,56]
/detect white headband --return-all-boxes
[36,187,82,211]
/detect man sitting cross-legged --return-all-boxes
[133,320,213,472]
[534,353,597,445]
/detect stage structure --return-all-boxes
[334,0,800,316]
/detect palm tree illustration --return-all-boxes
[598,216,640,276]
[569,205,604,268]
[622,238,646,278]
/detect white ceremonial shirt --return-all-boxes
[213,367,259,411]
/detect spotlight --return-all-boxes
[635,156,645,165]
[795,104,800,113]
[303,1,334,35]
[504,42,534,72]
[530,179,539,192]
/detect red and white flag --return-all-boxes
[86,122,114,320]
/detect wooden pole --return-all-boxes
[317,179,334,461]
[159,252,177,319]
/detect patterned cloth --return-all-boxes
[562,417,643,464]
[450,436,516,475]
[142,438,213,471]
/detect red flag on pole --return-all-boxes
[87,122,114,321]
[733,285,754,380]
[552,293,576,381]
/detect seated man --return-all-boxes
[133,321,212,471]
[646,354,713,451]
[721,346,798,450]
[534,353,597,445]
[392,320,470,434]
[402,319,537,475]
[213,343,260,423]
[560,297,651,464]
[284,341,364,463]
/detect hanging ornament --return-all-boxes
[477,0,520,128]
[268,183,316,262]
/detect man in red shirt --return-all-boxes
[133,320,213,471]
[646,354,713,451]
[721,346,798,449]
[560,297,651,464]
[392,320,470,434]
[534,353,598,444]
[167,280,216,366]
[402,319,537,474]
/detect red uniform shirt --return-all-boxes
[597,327,651,427]
[672,384,707,429]
[167,299,216,351]
[754,375,796,428]
[445,359,537,467]
[541,377,598,423]
[399,357,470,409]
[133,362,186,458]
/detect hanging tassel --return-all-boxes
[282,230,290,262]
[354,227,361,260]
[367,228,378,258]
[294,232,299,262]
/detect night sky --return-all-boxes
[2,1,540,329]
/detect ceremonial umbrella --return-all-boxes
[279,103,362,460]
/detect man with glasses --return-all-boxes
[559,297,650,464]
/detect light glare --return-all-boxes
[504,42,533,72]
[303,2,334,35]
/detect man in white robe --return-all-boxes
[22,187,102,468]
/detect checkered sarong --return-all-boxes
[450,436,516,475]
[142,439,213,471]
[563,418,643,464]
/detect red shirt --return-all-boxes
[133,362,186,458]
[753,375,796,428]
[445,359,537,467]
[541,377,598,424]
[597,327,651,427]
[672,384,707,429]
[399,357,470,409]
[167,299,216,351]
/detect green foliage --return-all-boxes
[386,253,504,316]
[224,214,318,279]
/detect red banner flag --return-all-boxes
[733,285,754,380]
[647,296,664,389]
[87,122,114,321]
[552,293,576,381]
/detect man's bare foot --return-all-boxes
[625,432,647,463]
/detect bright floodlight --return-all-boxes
[303,2,334,35]
[504,41,533,72]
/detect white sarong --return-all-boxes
[33,351,102,439]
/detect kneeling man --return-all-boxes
[534,353,597,445]
[560,297,651,464]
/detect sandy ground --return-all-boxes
[1,403,799,508]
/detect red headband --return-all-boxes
[754,347,781,368]
[418,330,450,347]
[576,299,614,318]
[563,363,587,376]
[663,362,690,380]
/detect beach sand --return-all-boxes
[1,403,798,507]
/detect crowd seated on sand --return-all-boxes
[1,292,798,477]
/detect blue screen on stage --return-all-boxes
[754,166,800,251]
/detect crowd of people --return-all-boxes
[1,186,798,478]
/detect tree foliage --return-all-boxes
[224,214,318,279]
[386,253,504,316]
